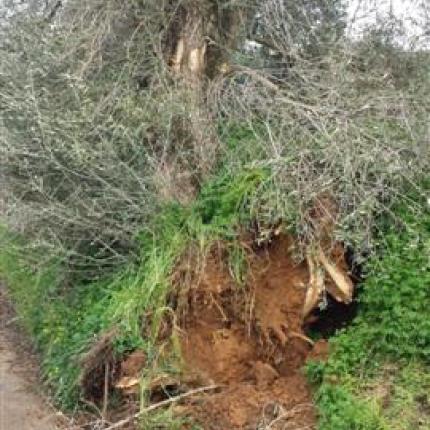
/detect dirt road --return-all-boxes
[0,287,60,430]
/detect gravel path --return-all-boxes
[0,287,60,430]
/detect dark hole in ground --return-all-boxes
[306,245,364,338]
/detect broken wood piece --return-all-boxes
[317,248,353,303]
[303,252,325,318]
[115,376,140,394]
[115,374,180,396]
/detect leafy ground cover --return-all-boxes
[306,197,430,429]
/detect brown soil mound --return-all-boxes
[177,235,347,429]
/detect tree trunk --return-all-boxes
[157,1,248,199]
[168,1,246,80]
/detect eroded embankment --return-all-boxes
[174,235,349,429]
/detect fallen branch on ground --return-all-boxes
[104,385,219,430]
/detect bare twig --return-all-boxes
[104,385,219,430]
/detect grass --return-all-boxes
[306,195,430,429]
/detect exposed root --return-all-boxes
[290,331,315,347]
[102,362,110,421]
[80,329,117,378]
[303,244,354,319]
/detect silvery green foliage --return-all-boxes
[0,0,429,278]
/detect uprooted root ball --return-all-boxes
[175,235,350,429]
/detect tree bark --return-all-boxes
[167,0,247,80]
[159,1,249,196]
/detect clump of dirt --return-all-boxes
[176,235,349,429]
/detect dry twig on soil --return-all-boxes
[103,385,219,430]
